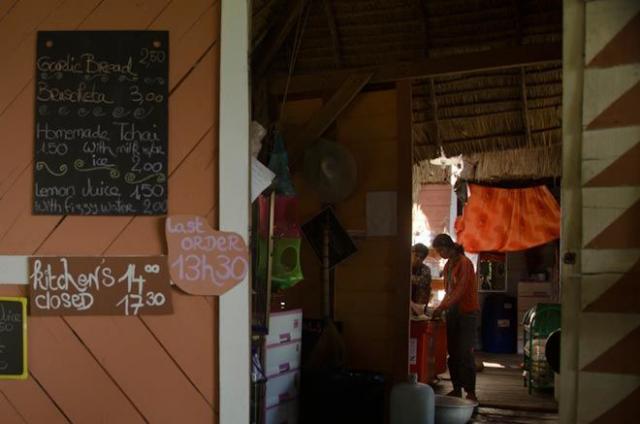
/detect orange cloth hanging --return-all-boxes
[455,184,560,253]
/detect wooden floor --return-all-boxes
[435,352,559,423]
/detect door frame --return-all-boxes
[219,0,251,423]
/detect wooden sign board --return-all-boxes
[29,257,172,316]
[0,297,28,380]
[166,215,249,296]
[33,31,169,216]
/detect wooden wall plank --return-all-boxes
[106,130,219,405]
[66,316,215,423]
[0,0,60,59]
[0,85,33,198]
[0,283,144,423]
[0,392,26,424]
[169,3,221,89]
[79,0,171,29]
[0,0,104,114]
[0,0,20,23]
[0,0,221,422]
[0,378,69,424]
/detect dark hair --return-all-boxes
[412,243,429,260]
[432,234,464,254]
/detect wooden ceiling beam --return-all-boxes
[321,0,342,68]
[287,72,374,150]
[269,43,562,95]
[254,0,306,78]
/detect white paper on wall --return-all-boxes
[366,191,397,236]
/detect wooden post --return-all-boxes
[394,80,414,383]
[560,0,585,422]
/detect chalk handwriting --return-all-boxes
[29,257,172,316]
[34,31,168,216]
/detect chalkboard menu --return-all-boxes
[29,256,173,316]
[34,31,169,215]
[0,297,27,380]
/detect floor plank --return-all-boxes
[435,352,559,418]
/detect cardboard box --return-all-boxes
[518,281,552,297]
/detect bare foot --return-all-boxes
[446,389,462,397]
[466,392,478,402]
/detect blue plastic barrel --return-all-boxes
[481,294,517,353]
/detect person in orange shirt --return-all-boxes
[432,233,480,402]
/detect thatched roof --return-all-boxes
[252,0,563,167]
[412,63,562,161]
[254,0,561,73]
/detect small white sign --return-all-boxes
[366,191,397,236]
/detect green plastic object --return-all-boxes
[271,238,304,290]
[523,303,561,393]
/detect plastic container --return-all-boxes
[481,294,517,353]
[390,374,435,424]
[434,395,478,424]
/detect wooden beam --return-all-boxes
[287,72,374,149]
[254,0,306,77]
[321,0,342,68]
[394,79,413,384]
[269,43,562,95]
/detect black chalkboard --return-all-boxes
[34,31,169,215]
[0,298,27,379]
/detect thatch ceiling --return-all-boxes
[252,0,563,162]
[413,63,562,161]
[254,0,561,73]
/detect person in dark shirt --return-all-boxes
[410,243,432,315]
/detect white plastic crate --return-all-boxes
[265,398,298,424]
[265,340,301,377]
[267,309,302,346]
[265,369,300,409]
